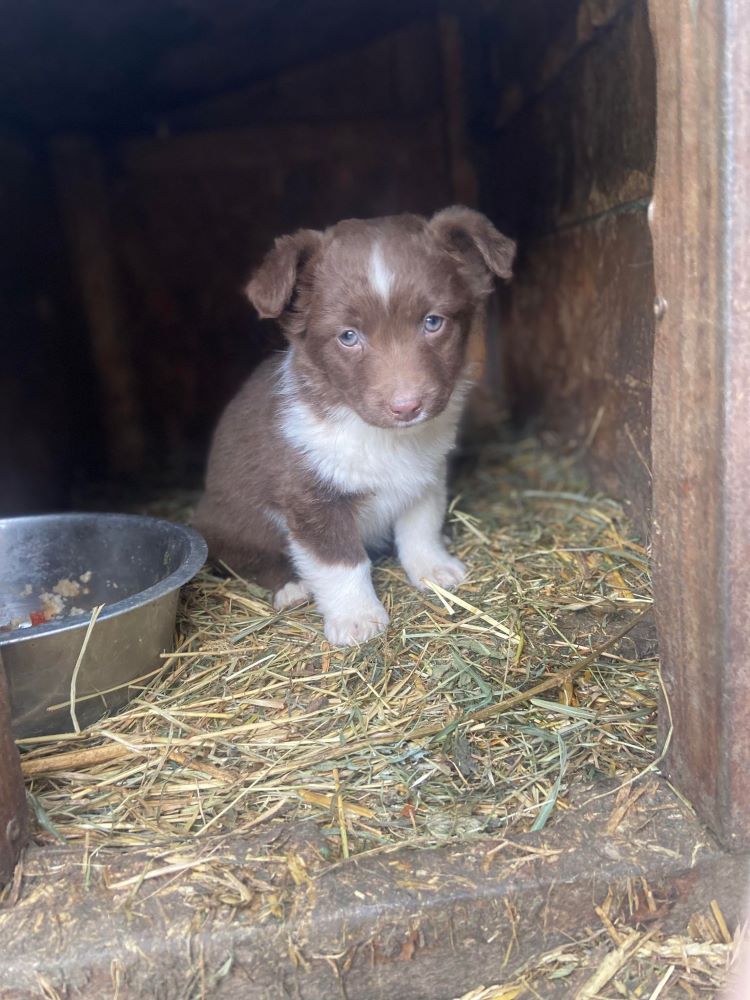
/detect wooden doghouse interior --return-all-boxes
[0,0,655,526]
[4,1,750,996]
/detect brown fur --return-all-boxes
[193,362,368,587]
[193,207,515,590]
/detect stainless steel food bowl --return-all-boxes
[0,513,207,738]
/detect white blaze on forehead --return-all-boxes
[368,243,395,304]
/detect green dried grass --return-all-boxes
[454,895,738,999]
[18,437,658,860]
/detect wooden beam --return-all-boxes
[0,652,28,885]
[649,0,750,847]
[0,781,747,997]
[51,136,145,478]
[436,13,478,207]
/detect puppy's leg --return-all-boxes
[395,479,466,591]
[286,499,388,646]
[193,499,295,591]
[273,579,312,610]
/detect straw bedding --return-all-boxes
[11,436,737,995]
[18,436,657,854]
[456,908,738,998]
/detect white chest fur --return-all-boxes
[278,360,468,544]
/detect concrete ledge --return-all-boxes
[1,779,747,999]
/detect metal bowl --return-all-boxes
[0,513,207,738]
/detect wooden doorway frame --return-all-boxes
[2,2,750,994]
[649,0,750,849]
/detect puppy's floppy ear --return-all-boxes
[430,206,516,296]
[245,229,322,321]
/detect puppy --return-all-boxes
[193,207,515,646]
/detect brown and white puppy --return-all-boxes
[193,207,515,646]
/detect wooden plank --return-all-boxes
[482,0,655,237]
[0,652,28,885]
[648,0,750,847]
[436,12,507,436]
[437,13,478,207]
[51,136,145,479]
[498,209,654,530]
[0,780,746,997]
[469,1,656,519]
[0,135,85,514]
[111,114,453,475]
[162,20,442,133]
[0,0,427,133]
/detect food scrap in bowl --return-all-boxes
[1,572,94,633]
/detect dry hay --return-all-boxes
[11,437,735,996]
[18,437,658,858]
[454,893,739,999]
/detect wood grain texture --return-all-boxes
[0,653,28,885]
[649,0,750,847]
[51,137,146,479]
[0,781,746,998]
[476,1,656,523]
[111,114,452,475]
[481,0,655,236]
[498,209,654,529]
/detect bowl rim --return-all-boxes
[0,512,208,647]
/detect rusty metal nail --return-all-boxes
[6,817,20,842]
[654,296,667,320]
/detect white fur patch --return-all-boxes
[278,356,470,550]
[273,580,312,610]
[288,542,389,646]
[368,243,394,304]
[280,355,467,488]
[265,507,288,534]
[395,483,466,590]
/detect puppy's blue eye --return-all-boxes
[338,329,360,347]
[423,314,444,333]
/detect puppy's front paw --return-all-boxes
[404,552,466,591]
[323,602,389,646]
[273,580,312,610]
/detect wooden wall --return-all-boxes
[0,135,102,514]
[105,20,452,478]
[0,0,658,519]
[461,0,656,526]
[0,15,453,508]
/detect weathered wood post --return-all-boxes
[0,651,28,883]
[50,136,145,479]
[649,0,750,848]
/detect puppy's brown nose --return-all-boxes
[390,397,423,421]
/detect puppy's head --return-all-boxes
[246,207,515,429]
